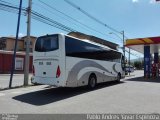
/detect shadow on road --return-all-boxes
[125,76,160,83]
[13,81,124,106]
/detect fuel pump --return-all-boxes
[151,63,156,78]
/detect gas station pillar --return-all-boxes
[144,46,150,78]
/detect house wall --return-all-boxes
[18,40,24,51]
[6,39,14,51]
[6,39,24,51]
[0,36,36,52]
[0,54,3,73]
[0,51,33,74]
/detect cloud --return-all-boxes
[149,0,156,4]
[132,0,139,3]
[18,33,25,37]
[131,0,158,5]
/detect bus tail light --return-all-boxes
[56,65,61,78]
[33,65,35,76]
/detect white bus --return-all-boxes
[31,33,125,88]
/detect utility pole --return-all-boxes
[129,48,130,75]
[24,0,32,86]
[9,0,22,88]
[122,31,126,72]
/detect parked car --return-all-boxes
[125,66,134,73]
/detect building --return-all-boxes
[126,36,160,78]
[0,33,118,74]
[0,36,37,52]
[0,50,33,74]
[0,36,36,74]
[0,37,23,51]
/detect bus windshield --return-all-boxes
[35,35,58,52]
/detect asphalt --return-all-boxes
[0,70,160,113]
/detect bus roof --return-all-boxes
[68,32,119,50]
[64,34,121,53]
[37,33,122,54]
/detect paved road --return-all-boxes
[1,70,160,113]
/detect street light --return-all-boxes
[109,31,126,72]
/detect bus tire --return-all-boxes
[116,73,121,83]
[88,74,97,89]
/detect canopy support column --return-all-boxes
[144,46,150,78]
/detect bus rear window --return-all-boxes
[35,35,58,52]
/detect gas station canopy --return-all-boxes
[125,36,160,54]
[125,36,160,78]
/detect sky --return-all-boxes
[0,0,160,59]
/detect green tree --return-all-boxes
[134,61,143,70]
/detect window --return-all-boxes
[0,39,6,50]
[121,55,125,70]
[65,36,122,62]
[15,57,24,70]
[35,35,58,52]
[24,41,32,46]
[65,36,104,59]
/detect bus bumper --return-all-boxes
[31,76,63,87]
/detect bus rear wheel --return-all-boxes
[88,74,97,89]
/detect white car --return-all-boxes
[125,66,134,73]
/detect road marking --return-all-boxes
[0,93,5,96]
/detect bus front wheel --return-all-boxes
[116,73,121,83]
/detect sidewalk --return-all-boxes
[0,74,32,89]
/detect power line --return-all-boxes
[33,1,94,33]
[37,0,119,41]
[64,0,121,34]
[0,0,15,6]
[0,2,77,32]
[38,0,94,31]
[32,10,76,32]
[0,1,121,43]
[32,11,76,32]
